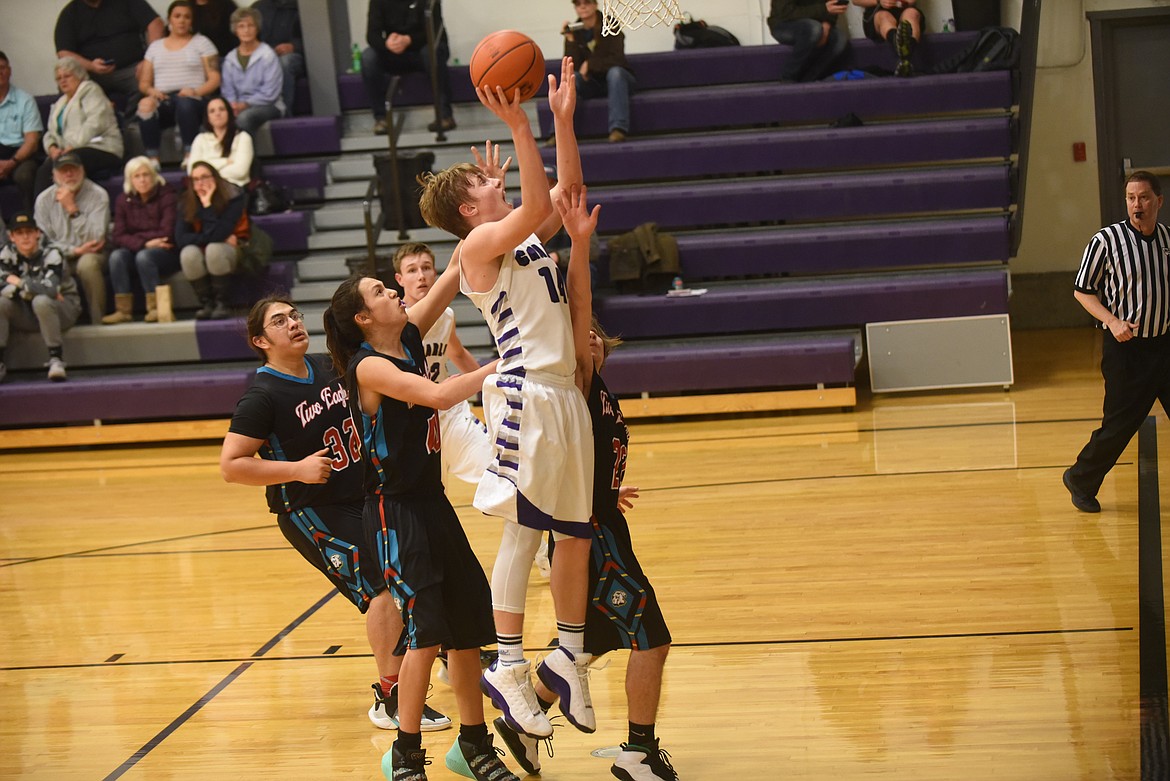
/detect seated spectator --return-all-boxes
[252,0,305,117]
[362,0,455,135]
[34,152,110,323]
[222,7,284,133]
[177,161,247,319]
[0,52,43,215]
[35,58,125,198]
[137,0,221,165]
[106,156,179,324]
[0,212,82,383]
[768,0,851,83]
[854,0,922,77]
[187,97,254,186]
[55,0,165,107]
[561,0,635,143]
[194,0,241,58]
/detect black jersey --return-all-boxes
[588,370,629,512]
[228,354,365,514]
[347,323,444,499]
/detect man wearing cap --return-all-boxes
[0,212,83,382]
[34,151,110,322]
[0,51,44,214]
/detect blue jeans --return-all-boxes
[769,18,849,82]
[109,247,181,294]
[236,103,283,134]
[576,66,635,134]
[138,92,206,155]
[361,39,453,120]
[279,51,306,115]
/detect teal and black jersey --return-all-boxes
[347,323,444,499]
[229,353,364,513]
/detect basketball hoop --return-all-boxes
[601,0,684,35]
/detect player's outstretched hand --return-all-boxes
[471,139,512,186]
[476,85,528,131]
[553,183,600,241]
[547,56,576,120]
[617,485,639,513]
[296,447,333,484]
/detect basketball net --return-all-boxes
[601,0,684,35]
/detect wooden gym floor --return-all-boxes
[0,328,1166,780]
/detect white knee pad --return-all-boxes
[491,521,543,614]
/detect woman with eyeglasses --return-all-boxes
[175,160,245,319]
[220,294,455,734]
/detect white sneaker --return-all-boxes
[611,740,679,781]
[492,715,544,775]
[536,647,595,733]
[368,682,452,731]
[47,357,67,382]
[480,660,552,738]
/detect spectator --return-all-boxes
[362,0,455,136]
[0,52,43,215]
[194,0,241,58]
[251,0,305,117]
[222,7,284,133]
[0,212,82,383]
[561,0,635,143]
[34,152,110,324]
[187,97,254,186]
[176,161,247,319]
[106,156,179,324]
[35,58,125,198]
[55,0,164,106]
[853,0,922,77]
[768,0,851,83]
[137,0,221,166]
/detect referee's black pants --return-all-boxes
[1069,331,1170,497]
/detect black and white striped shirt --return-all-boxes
[1074,219,1170,339]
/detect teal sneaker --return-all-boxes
[444,733,519,780]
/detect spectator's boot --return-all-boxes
[209,275,233,320]
[191,276,216,320]
[154,285,175,323]
[101,293,135,325]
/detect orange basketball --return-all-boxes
[469,30,545,103]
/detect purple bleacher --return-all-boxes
[252,210,309,252]
[598,216,1011,285]
[546,117,1012,184]
[267,115,342,155]
[336,33,981,112]
[601,333,858,395]
[596,269,1009,339]
[588,165,1011,233]
[538,70,1013,138]
[261,160,326,200]
[0,368,251,426]
[194,318,256,361]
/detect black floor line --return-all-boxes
[1137,417,1166,780]
[6,623,1132,674]
[101,590,337,781]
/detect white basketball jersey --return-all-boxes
[421,307,456,383]
[460,233,575,377]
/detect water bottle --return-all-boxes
[672,276,684,291]
[942,18,955,33]
[351,43,362,73]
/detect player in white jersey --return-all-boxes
[418,57,597,741]
[393,241,491,487]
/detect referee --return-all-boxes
[1064,170,1170,513]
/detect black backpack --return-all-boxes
[931,27,1020,74]
[673,17,739,49]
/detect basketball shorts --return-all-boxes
[276,503,387,613]
[553,507,672,655]
[439,399,491,487]
[474,370,593,539]
[364,493,495,652]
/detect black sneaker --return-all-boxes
[382,741,430,781]
[894,19,915,77]
[492,715,547,775]
[1063,468,1101,513]
[444,732,520,780]
[611,739,678,781]
[427,116,457,133]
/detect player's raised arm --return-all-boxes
[538,57,581,244]
[555,183,600,394]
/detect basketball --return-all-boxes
[469,30,545,103]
